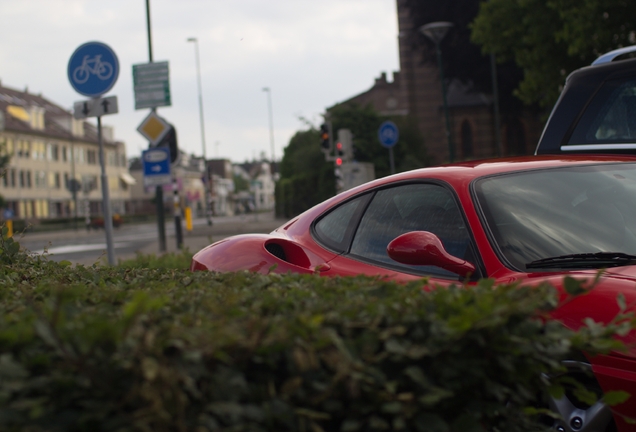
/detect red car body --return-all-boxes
[193,48,636,431]
[192,155,636,431]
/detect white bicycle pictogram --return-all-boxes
[72,55,114,84]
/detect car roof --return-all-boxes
[536,46,636,155]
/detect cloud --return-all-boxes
[0,0,398,163]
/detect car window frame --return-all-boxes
[313,179,485,281]
[311,192,373,254]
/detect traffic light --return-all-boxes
[157,125,179,164]
[320,123,331,151]
[335,141,344,166]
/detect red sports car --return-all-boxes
[192,47,636,431]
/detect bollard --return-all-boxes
[185,207,192,231]
[6,220,12,238]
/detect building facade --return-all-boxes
[0,83,132,222]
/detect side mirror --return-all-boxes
[387,231,476,278]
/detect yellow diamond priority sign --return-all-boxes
[137,111,170,145]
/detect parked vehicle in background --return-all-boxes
[90,213,123,229]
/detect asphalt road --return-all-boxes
[15,211,285,266]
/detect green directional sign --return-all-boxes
[133,61,171,109]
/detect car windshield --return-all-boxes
[474,163,636,270]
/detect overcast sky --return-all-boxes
[0,0,400,163]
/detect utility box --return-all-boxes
[339,162,375,193]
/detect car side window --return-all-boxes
[569,78,636,143]
[313,194,369,253]
[349,183,474,278]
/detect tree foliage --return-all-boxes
[276,129,335,217]
[471,0,636,108]
[277,105,429,217]
[328,103,430,178]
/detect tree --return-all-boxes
[276,128,335,218]
[276,104,429,217]
[328,103,429,178]
[471,0,636,108]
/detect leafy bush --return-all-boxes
[0,231,631,431]
[117,249,194,270]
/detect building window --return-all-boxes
[107,151,117,166]
[32,141,46,160]
[47,143,59,161]
[74,147,85,164]
[35,171,47,188]
[19,170,32,188]
[87,150,97,165]
[82,175,98,193]
[17,140,30,158]
[62,146,68,162]
[49,172,61,189]
[461,120,473,158]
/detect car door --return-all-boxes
[313,182,483,283]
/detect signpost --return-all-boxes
[67,42,119,97]
[73,96,118,120]
[142,147,172,187]
[133,61,171,110]
[68,41,119,265]
[378,121,399,174]
[137,111,171,145]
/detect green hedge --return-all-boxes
[0,232,631,431]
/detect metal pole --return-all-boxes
[146,0,166,252]
[263,87,275,162]
[490,52,503,157]
[173,175,183,248]
[435,41,454,163]
[146,0,153,63]
[97,116,116,265]
[188,37,213,226]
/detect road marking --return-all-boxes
[32,242,133,255]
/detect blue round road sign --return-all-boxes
[378,120,399,148]
[67,41,119,97]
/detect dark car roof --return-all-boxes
[536,48,636,155]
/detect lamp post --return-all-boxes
[187,37,213,226]
[262,87,275,162]
[419,21,455,163]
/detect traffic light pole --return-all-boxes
[173,175,183,248]
[146,0,166,252]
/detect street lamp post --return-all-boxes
[262,87,275,162]
[419,22,455,163]
[187,37,213,226]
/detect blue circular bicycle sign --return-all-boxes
[67,41,119,97]
[378,120,399,148]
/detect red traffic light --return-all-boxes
[336,142,343,150]
[336,157,343,166]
